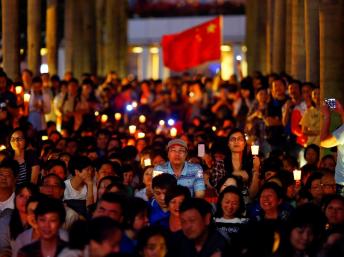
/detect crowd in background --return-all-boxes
[0,67,343,257]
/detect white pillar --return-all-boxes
[141,46,149,80]
[233,44,241,77]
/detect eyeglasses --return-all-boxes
[229,136,245,143]
[10,137,25,142]
[169,149,187,155]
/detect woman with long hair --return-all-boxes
[8,127,40,185]
[210,128,261,201]
[0,183,38,256]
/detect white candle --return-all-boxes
[159,120,165,126]
[101,114,108,123]
[24,93,31,103]
[15,86,23,95]
[138,132,145,138]
[41,135,48,141]
[114,113,122,121]
[251,145,259,155]
[144,158,151,167]
[94,111,99,117]
[0,145,6,151]
[293,169,302,181]
[170,127,177,137]
[129,125,136,134]
[139,115,146,123]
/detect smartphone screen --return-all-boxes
[197,144,205,157]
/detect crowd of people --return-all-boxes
[0,67,343,257]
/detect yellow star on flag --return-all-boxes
[207,23,216,33]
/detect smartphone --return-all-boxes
[325,98,336,109]
[197,144,205,157]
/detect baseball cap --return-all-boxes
[167,139,188,150]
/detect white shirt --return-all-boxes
[0,192,15,212]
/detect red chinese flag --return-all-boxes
[161,17,222,72]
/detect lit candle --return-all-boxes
[24,93,31,103]
[159,120,165,126]
[15,86,23,95]
[41,135,48,141]
[94,111,99,117]
[251,144,259,155]
[129,125,136,134]
[114,113,122,121]
[138,132,145,138]
[132,101,138,108]
[0,145,6,151]
[139,115,146,123]
[170,127,177,137]
[293,169,302,181]
[144,158,152,167]
[101,114,108,123]
[212,126,217,132]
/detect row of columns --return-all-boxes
[246,0,344,103]
[1,0,128,81]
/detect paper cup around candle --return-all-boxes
[159,120,165,126]
[24,93,31,103]
[41,135,49,141]
[293,169,302,181]
[94,111,99,117]
[251,145,259,155]
[144,158,152,167]
[129,125,136,134]
[15,86,23,95]
[114,113,122,121]
[170,127,177,137]
[139,115,146,123]
[0,145,6,151]
[101,114,108,123]
[132,101,138,108]
[138,132,145,138]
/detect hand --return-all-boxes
[252,155,260,172]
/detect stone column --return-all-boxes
[27,0,41,76]
[265,0,274,74]
[46,0,58,75]
[291,0,306,81]
[319,1,344,104]
[304,0,320,84]
[1,0,20,80]
[245,0,259,75]
[285,0,293,75]
[272,0,286,73]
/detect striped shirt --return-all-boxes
[154,161,205,196]
[16,162,29,185]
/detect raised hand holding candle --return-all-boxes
[293,169,302,181]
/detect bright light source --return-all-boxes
[114,113,122,121]
[129,125,136,134]
[126,104,133,112]
[236,55,242,61]
[150,47,159,54]
[167,119,175,126]
[24,93,31,103]
[94,111,99,117]
[101,114,108,123]
[132,101,138,108]
[138,132,145,138]
[15,86,23,95]
[221,45,231,52]
[212,126,217,132]
[159,120,165,126]
[40,64,49,73]
[139,115,146,123]
[170,128,177,137]
[0,145,7,151]
[40,48,48,56]
[132,47,143,54]
[41,135,48,141]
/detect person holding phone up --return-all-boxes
[320,99,344,196]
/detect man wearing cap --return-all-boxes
[153,138,205,198]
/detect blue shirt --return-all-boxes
[154,161,205,196]
[148,199,170,228]
[333,124,344,185]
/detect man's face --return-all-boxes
[93,200,123,222]
[325,199,344,225]
[40,176,64,199]
[180,209,210,240]
[97,163,116,181]
[272,80,286,99]
[91,229,122,256]
[97,134,109,150]
[153,187,167,210]
[37,212,61,240]
[0,167,15,190]
[168,145,187,167]
[288,83,301,100]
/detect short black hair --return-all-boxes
[98,192,126,213]
[69,156,93,176]
[89,216,121,243]
[179,197,213,217]
[152,173,177,190]
[136,226,169,254]
[123,197,148,229]
[0,159,18,177]
[35,196,66,223]
[165,185,191,206]
[41,173,66,189]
